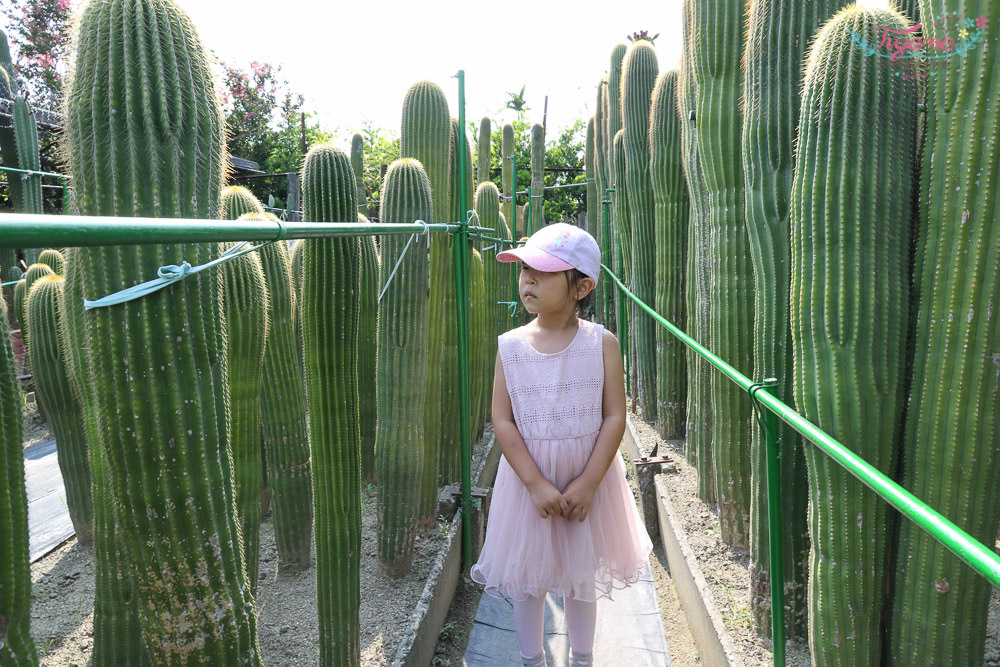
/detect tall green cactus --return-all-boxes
[606,43,627,196]
[26,275,94,548]
[0,292,38,665]
[501,123,516,238]
[63,0,260,661]
[221,247,269,592]
[401,80,451,525]
[351,133,365,211]
[469,247,486,440]
[611,130,631,284]
[790,7,917,663]
[890,0,999,663]
[221,185,265,220]
[61,248,145,664]
[358,219,380,483]
[236,214,313,575]
[592,80,607,326]
[622,39,659,420]
[585,115,597,284]
[478,116,491,184]
[680,0,714,504]
[13,278,25,331]
[20,262,54,349]
[529,123,544,234]
[649,70,687,440]
[300,144,362,665]
[36,249,64,276]
[475,181,503,349]
[692,0,754,548]
[376,158,430,577]
[742,0,840,638]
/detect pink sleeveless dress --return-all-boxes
[470,318,653,603]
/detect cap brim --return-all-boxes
[495,246,575,272]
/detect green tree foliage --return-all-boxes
[1,0,72,109]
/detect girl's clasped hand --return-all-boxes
[527,476,598,522]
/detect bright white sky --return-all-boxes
[165,0,686,139]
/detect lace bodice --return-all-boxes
[498,319,606,441]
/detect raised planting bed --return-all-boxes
[28,421,499,666]
[623,403,1000,667]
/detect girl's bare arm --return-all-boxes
[562,329,627,522]
[492,351,569,519]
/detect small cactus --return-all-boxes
[529,123,544,234]
[37,248,65,276]
[221,185,265,220]
[478,116,491,184]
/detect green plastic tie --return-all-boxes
[377,220,429,304]
[84,240,274,310]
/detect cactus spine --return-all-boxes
[221,248,269,592]
[478,116,491,184]
[890,0,999,663]
[376,159,431,576]
[401,80,451,525]
[26,276,94,548]
[692,0,754,548]
[622,39,659,420]
[529,123,544,234]
[0,292,37,665]
[790,7,918,663]
[649,70,687,440]
[358,223,380,483]
[64,0,259,661]
[742,0,839,638]
[221,185,265,220]
[680,0,714,503]
[300,144,362,665]
[61,248,145,663]
[233,214,314,575]
[351,133,366,211]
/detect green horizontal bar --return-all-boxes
[0,212,491,247]
[0,165,70,180]
[542,182,588,191]
[601,263,1000,591]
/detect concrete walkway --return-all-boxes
[464,560,670,666]
[23,438,74,562]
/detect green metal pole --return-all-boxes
[509,155,519,312]
[454,70,474,570]
[617,237,629,388]
[755,378,786,666]
[0,213,487,247]
[602,192,613,331]
[62,182,68,214]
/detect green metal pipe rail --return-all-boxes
[0,165,71,214]
[601,265,1000,666]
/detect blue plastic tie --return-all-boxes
[498,301,518,317]
[84,240,274,310]
[378,221,429,304]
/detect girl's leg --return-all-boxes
[563,596,597,666]
[513,594,547,666]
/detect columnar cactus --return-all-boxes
[0,292,37,665]
[63,0,260,661]
[26,275,94,548]
[529,123,544,234]
[649,70,687,440]
[891,1,999,663]
[692,0,754,548]
[592,80,607,325]
[478,116,491,184]
[13,278,25,330]
[475,181,503,345]
[501,123,516,238]
[358,217,380,483]
[611,130,631,283]
[221,185,265,220]
[61,248,145,663]
[585,114,597,274]
[221,247,269,592]
[606,43,627,191]
[400,80,451,525]
[469,247,486,439]
[680,0,714,504]
[300,143,362,665]
[790,7,917,663]
[742,0,839,638]
[20,262,54,354]
[351,133,366,211]
[236,214,313,574]
[621,39,659,420]
[376,158,431,577]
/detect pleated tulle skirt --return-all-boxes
[470,433,653,603]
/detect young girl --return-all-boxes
[470,223,653,667]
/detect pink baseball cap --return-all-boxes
[496,223,601,281]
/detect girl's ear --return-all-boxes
[577,277,596,299]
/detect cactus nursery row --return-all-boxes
[1,0,998,665]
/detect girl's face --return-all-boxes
[518,263,577,315]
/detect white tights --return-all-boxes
[513,594,596,666]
